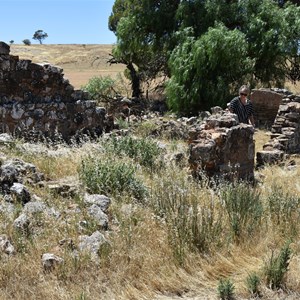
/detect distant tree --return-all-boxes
[9,40,14,45]
[22,39,31,46]
[32,30,48,44]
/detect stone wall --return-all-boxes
[250,88,290,127]
[0,41,107,140]
[0,100,106,141]
[256,93,300,166]
[188,111,255,181]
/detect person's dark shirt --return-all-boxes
[229,96,254,124]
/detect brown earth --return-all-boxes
[10,44,126,89]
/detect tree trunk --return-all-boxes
[127,63,141,98]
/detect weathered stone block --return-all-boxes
[189,113,255,181]
[250,89,284,126]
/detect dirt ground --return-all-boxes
[10,44,125,89]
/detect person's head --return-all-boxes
[239,85,250,98]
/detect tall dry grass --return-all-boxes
[1,127,300,300]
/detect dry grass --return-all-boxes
[1,128,300,300]
[10,44,125,89]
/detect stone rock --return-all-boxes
[250,89,284,126]
[41,253,64,272]
[10,182,31,204]
[211,106,223,115]
[256,150,284,167]
[78,231,108,256]
[0,133,13,144]
[23,201,46,215]
[87,204,109,229]
[83,194,111,213]
[189,113,255,181]
[13,213,30,233]
[0,163,18,185]
[0,42,10,55]
[0,234,15,255]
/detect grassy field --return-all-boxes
[10,44,126,89]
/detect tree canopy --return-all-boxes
[109,0,300,115]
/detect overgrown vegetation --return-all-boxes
[82,75,120,101]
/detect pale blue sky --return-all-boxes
[0,0,117,44]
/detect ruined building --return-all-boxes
[188,112,255,181]
[0,42,106,141]
[256,93,300,166]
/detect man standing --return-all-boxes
[229,85,255,127]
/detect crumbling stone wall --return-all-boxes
[0,41,106,140]
[250,88,290,127]
[256,93,300,166]
[189,111,255,181]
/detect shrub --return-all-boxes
[220,182,262,239]
[149,169,222,264]
[217,278,235,300]
[103,135,163,170]
[246,273,261,296]
[79,155,147,201]
[267,185,300,235]
[264,241,292,290]
[82,75,119,101]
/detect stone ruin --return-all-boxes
[0,41,107,141]
[188,111,255,181]
[250,88,290,127]
[188,89,300,181]
[257,93,300,167]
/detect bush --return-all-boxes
[79,155,147,201]
[267,185,300,235]
[149,170,222,264]
[167,25,252,115]
[22,39,31,46]
[246,273,261,296]
[220,182,262,239]
[82,75,119,101]
[217,278,235,300]
[264,242,292,290]
[103,135,163,170]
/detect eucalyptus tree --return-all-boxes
[167,0,300,114]
[108,0,180,97]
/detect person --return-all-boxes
[229,85,255,127]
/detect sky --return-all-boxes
[0,0,117,44]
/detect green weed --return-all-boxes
[217,278,235,300]
[264,241,292,290]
